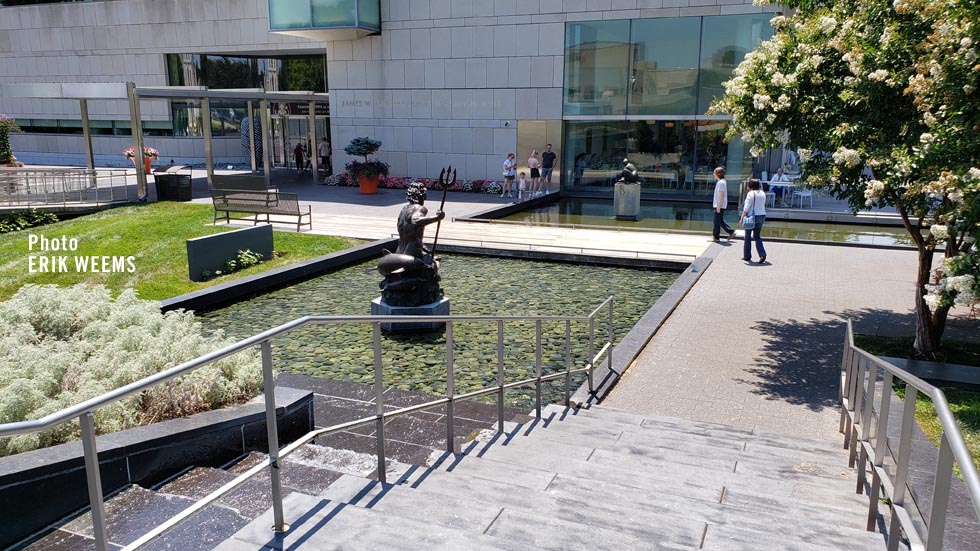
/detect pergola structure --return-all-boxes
[0,82,329,197]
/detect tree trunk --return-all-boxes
[911,246,951,358]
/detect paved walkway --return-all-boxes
[604,241,978,441]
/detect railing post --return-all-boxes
[925,434,954,551]
[887,386,918,551]
[867,371,893,530]
[564,320,571,406]
[497,319,504,434]
[607,298,614,378]
[373,322,386,484]
[856,360,878,493]
[588,316,595,393]
[535,320,542,418]
[260,341,286,533]
[80,412,109,551]
[445,321,455,452]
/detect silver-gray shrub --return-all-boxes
[0,284,262,456]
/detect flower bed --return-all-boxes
[321,173,502,195]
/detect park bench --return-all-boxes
[211,190,312,231]
[211,174,274,192]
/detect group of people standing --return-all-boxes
[501,144,557,201]
[712,166,768,264]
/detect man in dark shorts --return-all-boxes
[540,144,557,193]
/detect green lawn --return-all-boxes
[857,334,980,474]
[0,202,360,301]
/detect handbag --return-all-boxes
[742,192,757,230]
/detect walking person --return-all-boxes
[527,150,541,197]
[711,166,735,242]
[317,137,331,175]
[540,143,557,193]
[293,143,305,175]
[502,153,516,197]
[740,178,768,263]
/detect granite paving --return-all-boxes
[604,240,978,441]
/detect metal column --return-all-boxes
[259,99,272,187]
[308,100,318,180]
[247,101,257,173]
[79,99,94,170]
[201,97,214,188]
[125,82,147,200]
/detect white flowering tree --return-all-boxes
[711,0,980,358]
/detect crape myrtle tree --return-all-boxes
[710,0,980,358]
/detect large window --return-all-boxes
[629,18,701,116]
[563,15,774,117]
[563,121,629,188]
[699,13,773,113]
[564,21,631,116]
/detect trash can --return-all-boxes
[153,165,193,202]
[614,182,641,220]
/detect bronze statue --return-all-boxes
[377,179,448,306]
[619,158,639,184]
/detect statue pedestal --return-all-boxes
[614,182,641,220]
[371,297,450,333]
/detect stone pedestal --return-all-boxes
[371,297,450,332]
[614,182,641,220]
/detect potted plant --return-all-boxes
[123,145,159,175]
[0,114,21,167]
[344,137,389,194]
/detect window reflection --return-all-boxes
[629,18,700,116]
[564,20,631,116]
[698,13,774,114]
[563,121,629,188]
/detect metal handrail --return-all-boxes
[840,320,980,551]
[0,167,133,207]
[0,302,615,551]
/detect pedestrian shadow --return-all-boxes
[735,308,917,412]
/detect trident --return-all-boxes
[430,166,455,258]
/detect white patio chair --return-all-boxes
[793,188,813,208]
[765,191,776,208]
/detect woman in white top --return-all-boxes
[740,178,768,263]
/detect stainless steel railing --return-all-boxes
[840,320,980,551]
[0,300,614,551]
[0,167,134,207]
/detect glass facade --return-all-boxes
[165,53,326,137]
[268,0,380,31]
[563,20,631,116]
[562,14,773,197]
[629,17,701,116]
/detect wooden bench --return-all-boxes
[211,174,274,192]
[211,190,312,231]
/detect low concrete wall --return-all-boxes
[187,225,274,282]
[0,387,313,549]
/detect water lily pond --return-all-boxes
[198,254,677,408]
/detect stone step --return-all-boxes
[536,409,850,465]
[501,415,858,488]
[462,431,864,517]
[391,458,878,550]
[390,464,707,549]
[701,523,888,551]
[57,485,248,551]
[319,474,504,532]
[211,492,521,551]
[157,467,293,520]
[545,403,846,456]
[228,443,406,482]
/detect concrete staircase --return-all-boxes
[203,403,893,551]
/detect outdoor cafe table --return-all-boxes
[763,180,796,207]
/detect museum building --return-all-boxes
[0,0,778,198]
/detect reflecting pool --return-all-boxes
[199,254,676,408]
[500,198,915,247]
